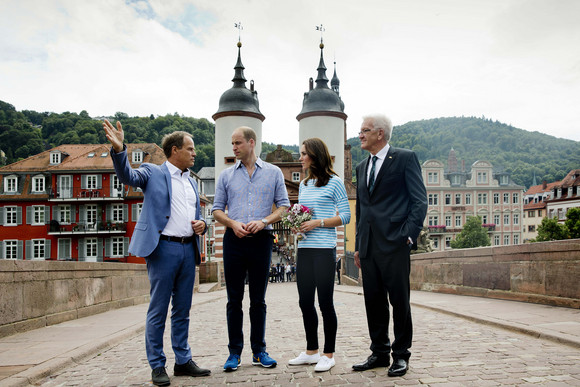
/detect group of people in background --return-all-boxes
[269,262,295,282]
[103,113,427,386]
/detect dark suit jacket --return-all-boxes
[355,146,427,258]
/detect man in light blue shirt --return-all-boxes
[212,126,290,372]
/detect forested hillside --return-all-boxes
[349,116,579,188]
[1,100,577,188]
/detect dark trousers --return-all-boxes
[296,248,337,354]
[223,228,273,355]
[145,239,196,369]
[360,238,412,361]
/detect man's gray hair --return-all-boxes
[363,114,393,143]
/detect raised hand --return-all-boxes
[103,119,124,153]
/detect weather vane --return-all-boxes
[316,24,325,45]
[234,22,243,43]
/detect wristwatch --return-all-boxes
[261,218,269,226]
[320,219,325,227]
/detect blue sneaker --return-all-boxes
[224,354,241,372]
[252,351,277,368]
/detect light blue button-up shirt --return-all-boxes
[212,158,290,228]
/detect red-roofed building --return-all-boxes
[546,169,580,224]
[522,180,560,241]
[0,144,209,263]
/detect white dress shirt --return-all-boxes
[162,161,197,237]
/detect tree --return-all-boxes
[449,216,490,249]
[534,217,569,242]
[565,208,580,239]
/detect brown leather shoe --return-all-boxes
[388,358,409,377]
[174,359,211,377]
[352,354,390,371]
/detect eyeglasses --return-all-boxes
[358,128,376,136]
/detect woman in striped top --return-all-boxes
[288,138,351,372]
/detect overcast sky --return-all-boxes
[1,0,579,145]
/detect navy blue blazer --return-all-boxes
[111,147,205,264]
[355,146,427,258]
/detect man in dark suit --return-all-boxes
[104,120,211,386]
[352,114,427,377]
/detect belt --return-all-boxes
[160,234,195,244]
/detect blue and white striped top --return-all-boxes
[297,175,351,249]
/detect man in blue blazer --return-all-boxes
[352,114,427,377]
[104,120,210,386]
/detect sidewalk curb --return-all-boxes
[0,324,146,387]
[335,288,580,350]
[412,303,580,349]
[0,293,228,387]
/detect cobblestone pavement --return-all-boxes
[37,283,580,386]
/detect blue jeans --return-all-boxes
[145,239,196,369]
[223,228,273,355]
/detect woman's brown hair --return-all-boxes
[302,137,337,187]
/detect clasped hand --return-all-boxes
[231,220,266,238]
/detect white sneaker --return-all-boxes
[314,355,335,372]
[289,352,321,365]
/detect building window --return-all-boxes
[4,176,17,193]
[33,206,46,225]
[31,175,45,193]
[465,194,471,205]
[455,194,461,205]
[494,235,500,245]
[432,238,439,249]
[482,215,488,224]
[428,216,439,226]
[58,239,71,260]
[445,194,451,205]
[5,206,18,225]
[537,209,542,217]
[494,214,500,225]
[132,151,143,163]
[111,237,124,258]
[477,172,487,184]
[84,204,98,229]
[500,175,509,185]
[504,235,510,245]
[86,175,98,190]
[445,216,451,227]
[50,152,61,164]
[292,172,300,182]
[558,209,565,220]
[445,236,451,248]
[528,210,535,217]
[111,174,123,197]
[503,193,509,204]
[477,193,487,204]
[112,204,124,223]
[512,193,519,204]
[86,238,98,259]
[32,239,45,260]
[528,225,535,232]
[58,205,71,224]
[428,194,439,206]
[451,175,461,185]
[493,193,499,204]
[3,240,18,260]
[503,214,510,225]
[513,214,519,225]
[455,216,461,227]
[428,172,438,184]
[513,234,519,245]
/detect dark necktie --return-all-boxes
[368,155,378,193]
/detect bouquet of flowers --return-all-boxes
[281,204,313,240]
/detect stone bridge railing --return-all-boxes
[0,260,151,338]
[410,239,580,309]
